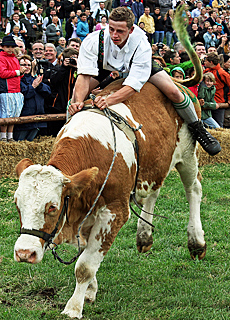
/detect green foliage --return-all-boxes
[0,164,230,319]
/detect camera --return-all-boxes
[69,58,77,65]
[157,42,164,50]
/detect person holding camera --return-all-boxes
[14,54,51,141]
[47,47,78,136]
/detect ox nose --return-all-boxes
[15,249,37,263]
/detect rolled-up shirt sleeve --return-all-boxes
[77,32,100,76]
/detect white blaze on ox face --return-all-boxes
[14,165,69,264]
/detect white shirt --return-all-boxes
[42,16,62,30]
[77,25,152,92]
[5,20,27,34]
[22,1,37,13]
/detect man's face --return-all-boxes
[13,14,19,22]
[80,15,87,22]
[15,40,26,53]
[144,8,150,15]
[38,8,43,15]
[195,45,206,57]
[50,10,56,16]
[212,12,217,19]
[85,9,90,16]
[52,16,59,24]
[44,46,56,62]
[50,0,55,7]
[13,26,20,34]
[155,8,160,15]
[26,13,31,19]
[207,26,213,33]
[192,23,198,30]
[171,52,181,65]
[109,19,134,49]
[99,2,105,9]
[32,43,45,59]
[68,41,80,52]
[207,47,217,54]
[217,26,222,33]
[197,2,202,9]
[59,37,66,46]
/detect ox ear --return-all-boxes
[66,167,99,197]
[15,158,34,178]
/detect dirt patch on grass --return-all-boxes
[0,129,229,178]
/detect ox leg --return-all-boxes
[176,161,206,260]
[62,205,126,319]
[136,189,160,253]
[85,276,98,303]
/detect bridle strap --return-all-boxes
[20,196,70,245]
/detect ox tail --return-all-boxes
[172,5,203,87]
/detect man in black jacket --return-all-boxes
[47,47,78,136]
[20,10,37,50]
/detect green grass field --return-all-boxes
[0,164,230,320]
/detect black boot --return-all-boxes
[188,120,221,156]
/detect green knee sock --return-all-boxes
[173,93,198,124]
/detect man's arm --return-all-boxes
[68,74,91,115]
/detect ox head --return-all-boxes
[14,158,98,264]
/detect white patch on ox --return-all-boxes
[61,103,138,170]
[14,165,68,263]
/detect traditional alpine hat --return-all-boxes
[1,35,18,47]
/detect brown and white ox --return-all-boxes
[14,80,206,319]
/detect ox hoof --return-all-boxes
[61,308,82,319]
[188,242,207,260]
[136,234,153,253]
[84,291,96,304]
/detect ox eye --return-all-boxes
[48,205,57,213]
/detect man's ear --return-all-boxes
[129,26,134,35]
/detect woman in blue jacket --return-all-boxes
[14,55,51,141]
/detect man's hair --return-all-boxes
[12,13,19,17]
[206,52,219,65]
[203,72,216,83]
[68,37,82,46]
[18,54,32,62]
[194,42,205,50]
[163,49,177,63]
[109,7,135,29]
[174,41,184,52]
[62,47,78,59]
[32,40,45,48]
[45,43,57,52]
[80,13,87,17]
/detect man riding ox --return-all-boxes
[68,7,221,157]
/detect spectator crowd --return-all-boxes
[1,0,230,142]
